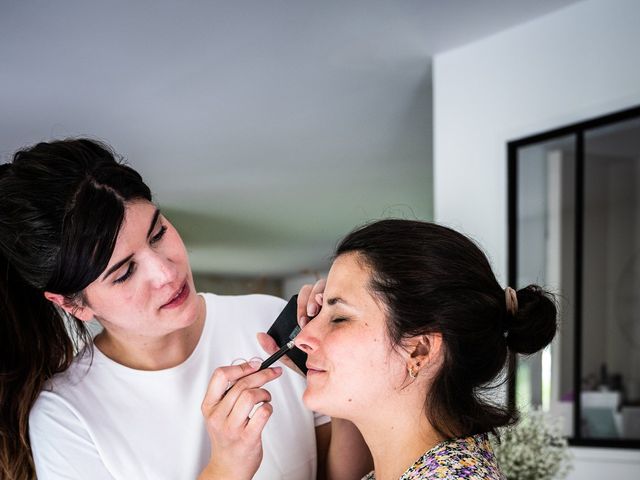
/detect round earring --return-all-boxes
[408,366,417,379]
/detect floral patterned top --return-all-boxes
[362,433,505,480]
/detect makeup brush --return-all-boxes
[259,325,301,370]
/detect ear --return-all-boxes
[43,291,96,322]
[407,333,443,373]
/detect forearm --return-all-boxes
[323,418,372,480]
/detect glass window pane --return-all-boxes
[516,135,576,437]
[581,117,640,440]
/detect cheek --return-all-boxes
[168,228,188,254]
[110,282,147,314]
[331,334,389,382]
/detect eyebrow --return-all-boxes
[146,208,161,238]
[326,297,350,307]
[102,254,134,281]
[101,208,161,281]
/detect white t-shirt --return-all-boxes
[29,293,327,480]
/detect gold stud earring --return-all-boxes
[408,366,417,379]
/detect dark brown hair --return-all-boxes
[336,219,557,439]
[0,139,152,479]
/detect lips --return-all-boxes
[305,362,326,374]
[160,281,189,309]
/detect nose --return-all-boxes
[146,251,178,288]
[294,316,321,354]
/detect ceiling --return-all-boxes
[0,0,582,276]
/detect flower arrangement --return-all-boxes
[491,410,572,480]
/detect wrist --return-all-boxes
[197,462,233,480]
[199,459,257,480]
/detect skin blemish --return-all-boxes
[348,398,353,402]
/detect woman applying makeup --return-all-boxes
[0,139,370,480]
[294,220,558,480]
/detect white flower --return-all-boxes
[491,410,572,480]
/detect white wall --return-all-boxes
[283,272,329,303]
[433,0,640,476]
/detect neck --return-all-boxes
[94,295,206,370]
[353,396,444,480]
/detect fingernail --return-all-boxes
[315,293,323,304]
[299,316,309,327]
[273,367,283,374]
[307,304,318,317]
[249,360,261,368]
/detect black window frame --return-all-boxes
[507,104,640,449]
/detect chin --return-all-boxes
[184,293,201,321]
[302,388,324,413]
[172,291,200,328]
[303,388,349,419]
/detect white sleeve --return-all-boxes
[29,393,115,480]
[313,412,331,427]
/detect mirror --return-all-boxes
[510,107,640,446]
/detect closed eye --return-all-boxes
[150,225,167,245]
[330,317,348,324]
[114,262,135,284]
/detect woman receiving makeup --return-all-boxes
[0,139,370,480]
[294,219,558,480]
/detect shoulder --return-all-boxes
[29,387,90,464]
[30,345,130,430]
[30,347,95,427]
[200,293,287,331]
[29,383,115,479]
[35,346,94,398]
[409,434,504,479]
[30,389,82,431]
[201,292,286,310]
